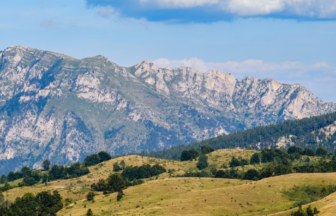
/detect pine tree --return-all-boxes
[86,208,93,216]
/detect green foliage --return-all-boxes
[243,169,260,180]
[181,170,212,177]
[200,145,215,155]
[284,184,336,209]
[113,162,122,172]
[250,153,261,164]
[42,159,51,171]
[121,164,166,181]
[197,154,208,170]
[98,151,112,162]
[229,157,249,167]
[120,160,126,169]
[180,149,199,161]
[117,191,124,201]
[0,190,63,216]
[91,173,126,193]
[84,154,101,167]
[86,208,94,216]
[48,162,89,181]
[86,192,95,201]
[288,146,304,154]
[146,112,336,160]
[316,146,328,156]
[0,175,7,184]
[0,191,4,204]
[291,205,318,216]
[303,148,315,156]
[107,174,126,192]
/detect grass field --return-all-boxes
[3,149,336,216]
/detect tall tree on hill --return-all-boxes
[84,154,101,167]
[42,159,51,171]
[107,173,126,192]
[98,151,112,162]
[197,154,208,170]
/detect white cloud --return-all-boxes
[95,6,118,18]
[140,0,219,8]
[139,0,336,18]
[153,58,334,74]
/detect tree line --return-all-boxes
[142,112,336,160]
[0,190,63,216]
[0,151,114,190]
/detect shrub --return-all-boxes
[98,151,111,162]
[316,146,328,157]
[200,146,215,155]
[197,154,208,170]
[84,154,101,167]
[86,192,95,201]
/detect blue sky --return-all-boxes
[0,0,335,102]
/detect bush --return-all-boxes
[250,153,260,164]
[86,192,95,201]
[181,149,199,161]
[84,154,101,167]
[200,145,215,155]
[121,164,166,181]
[113,162,122,171]
[98,151,111,162]
[86,208,93,216]
[117,191,124,201]
[229,157,249,167]
[316,146,328,156]
[244,169,260,180]
[197,154,208,170]
[288,146,304,155]
[303,148,315,156]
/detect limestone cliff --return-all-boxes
[0,46,335,174]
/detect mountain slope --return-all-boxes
[0,45,335,174]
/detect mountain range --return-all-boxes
[0,45,335,174]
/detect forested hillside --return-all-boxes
[146,112,336,160]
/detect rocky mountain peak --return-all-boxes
[0,46,335,174]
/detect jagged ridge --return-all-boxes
[0,45,335,174]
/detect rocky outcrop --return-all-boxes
[0,46,335,174]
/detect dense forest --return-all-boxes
[0,190,63,216]
[144,112,336,160]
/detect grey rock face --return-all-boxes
[0,46,335,174]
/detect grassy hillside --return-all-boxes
[2,149,336,216]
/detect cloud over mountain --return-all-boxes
[87,0,336,22]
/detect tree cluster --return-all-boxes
[0,190,63,216]
[180,149,199,161]
[121,164,166,181]
[112,160,126,172]
[84,151,112,167]
[46,162,89,181]
[229,156,249,167]
[291,205,319,216]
